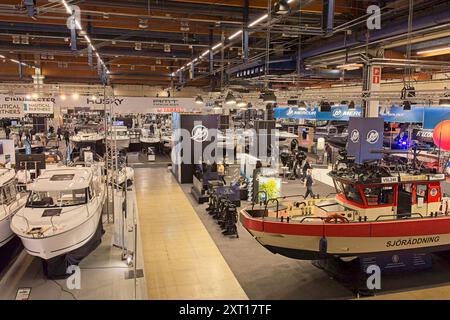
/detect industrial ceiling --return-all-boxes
[1,0,450,90]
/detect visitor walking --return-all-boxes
[64,130,70,147]
[5,126,10,139]
[57,127,62,141]
[302,160,311,181]
[304,169,315,199]
[325,143,333,165]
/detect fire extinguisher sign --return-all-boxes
[372,67,381,84]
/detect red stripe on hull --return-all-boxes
[241,211,450,238]
[370,218,450,237]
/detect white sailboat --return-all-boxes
[11,165,106,260]
[0,169,27,247]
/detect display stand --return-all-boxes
[313,252,433,296]
[42,215,105,279]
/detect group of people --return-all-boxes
[2,123,73,149]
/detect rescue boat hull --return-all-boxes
[241,211,450,260]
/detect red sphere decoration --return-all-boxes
[433,120,450,151]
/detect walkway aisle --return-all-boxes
[134,167,248,300]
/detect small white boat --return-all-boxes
[70,132,105,146]
[140,136,160,144]
[106,126,130,150]
[0,169,27,247]
[11,165,106,260]
[114,167,134,186]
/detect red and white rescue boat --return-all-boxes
[240,169,450,260]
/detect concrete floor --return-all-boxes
[182,169,450,300]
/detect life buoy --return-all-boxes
[324,213,349,223]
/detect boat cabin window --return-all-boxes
[1,183,17,205]
[363,186,395,206]
[343,183,364,205]
[27,189,87,208]
[114,130,128,137]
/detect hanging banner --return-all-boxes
[274,105,361,121]
[0,95,56,118]
[347,117,384,165]
[57,96,201,114]
[23,101,54,115]
[275,105,450,129]
[379,106,423,123]
[422,107,450,129]
[0,98,23,118]
[317,105,362,120]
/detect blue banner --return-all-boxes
[379,106,423,123]
[422,107,450,129]
[275,105,450,129]
[274,105,361,121]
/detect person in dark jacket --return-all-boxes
[57,127,62,141]
[5,126,10,139]
[302,160,311,181]
[325,143,333,164]
[304,169,315,199]
[64,130,70,147]
[30,127,36,142]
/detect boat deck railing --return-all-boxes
[245,194,449,224]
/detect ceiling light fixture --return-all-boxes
[274,0,290,14]
[249,14,268,27]
[336,63,363,70]
[439,98,450,106]
[225,92,237,105]
[236,100,247,108]
[72,93,79,100]
[261,91,277,104]
[59,0,109,76]
[228,30,243,40]
[195,95,204,104]
[417,46,450,57]
[60,94,67,100]
[138,19,148,29]
[212,43,223,51]
[200,50,210,58]
[174,10,270,77]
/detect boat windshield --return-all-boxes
[26,189,87,208]
[113,130,128,137]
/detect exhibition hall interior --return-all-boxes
[2,0,450,302]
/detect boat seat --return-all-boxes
[42,197,54,206]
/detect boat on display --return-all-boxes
[11,165,106,260]
[106,126,130,150]
[240,154,450,260]
[0,169,27,247]
[140,136,160,144]
[70,131,105,147]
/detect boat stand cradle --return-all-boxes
[0,237,23,275]
[41,216,105,280]
[312,252,433,297]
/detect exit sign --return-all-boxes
[372,67,381,84]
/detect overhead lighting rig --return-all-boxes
[59,0,110,82]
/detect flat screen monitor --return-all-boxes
[113,120,124,126]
